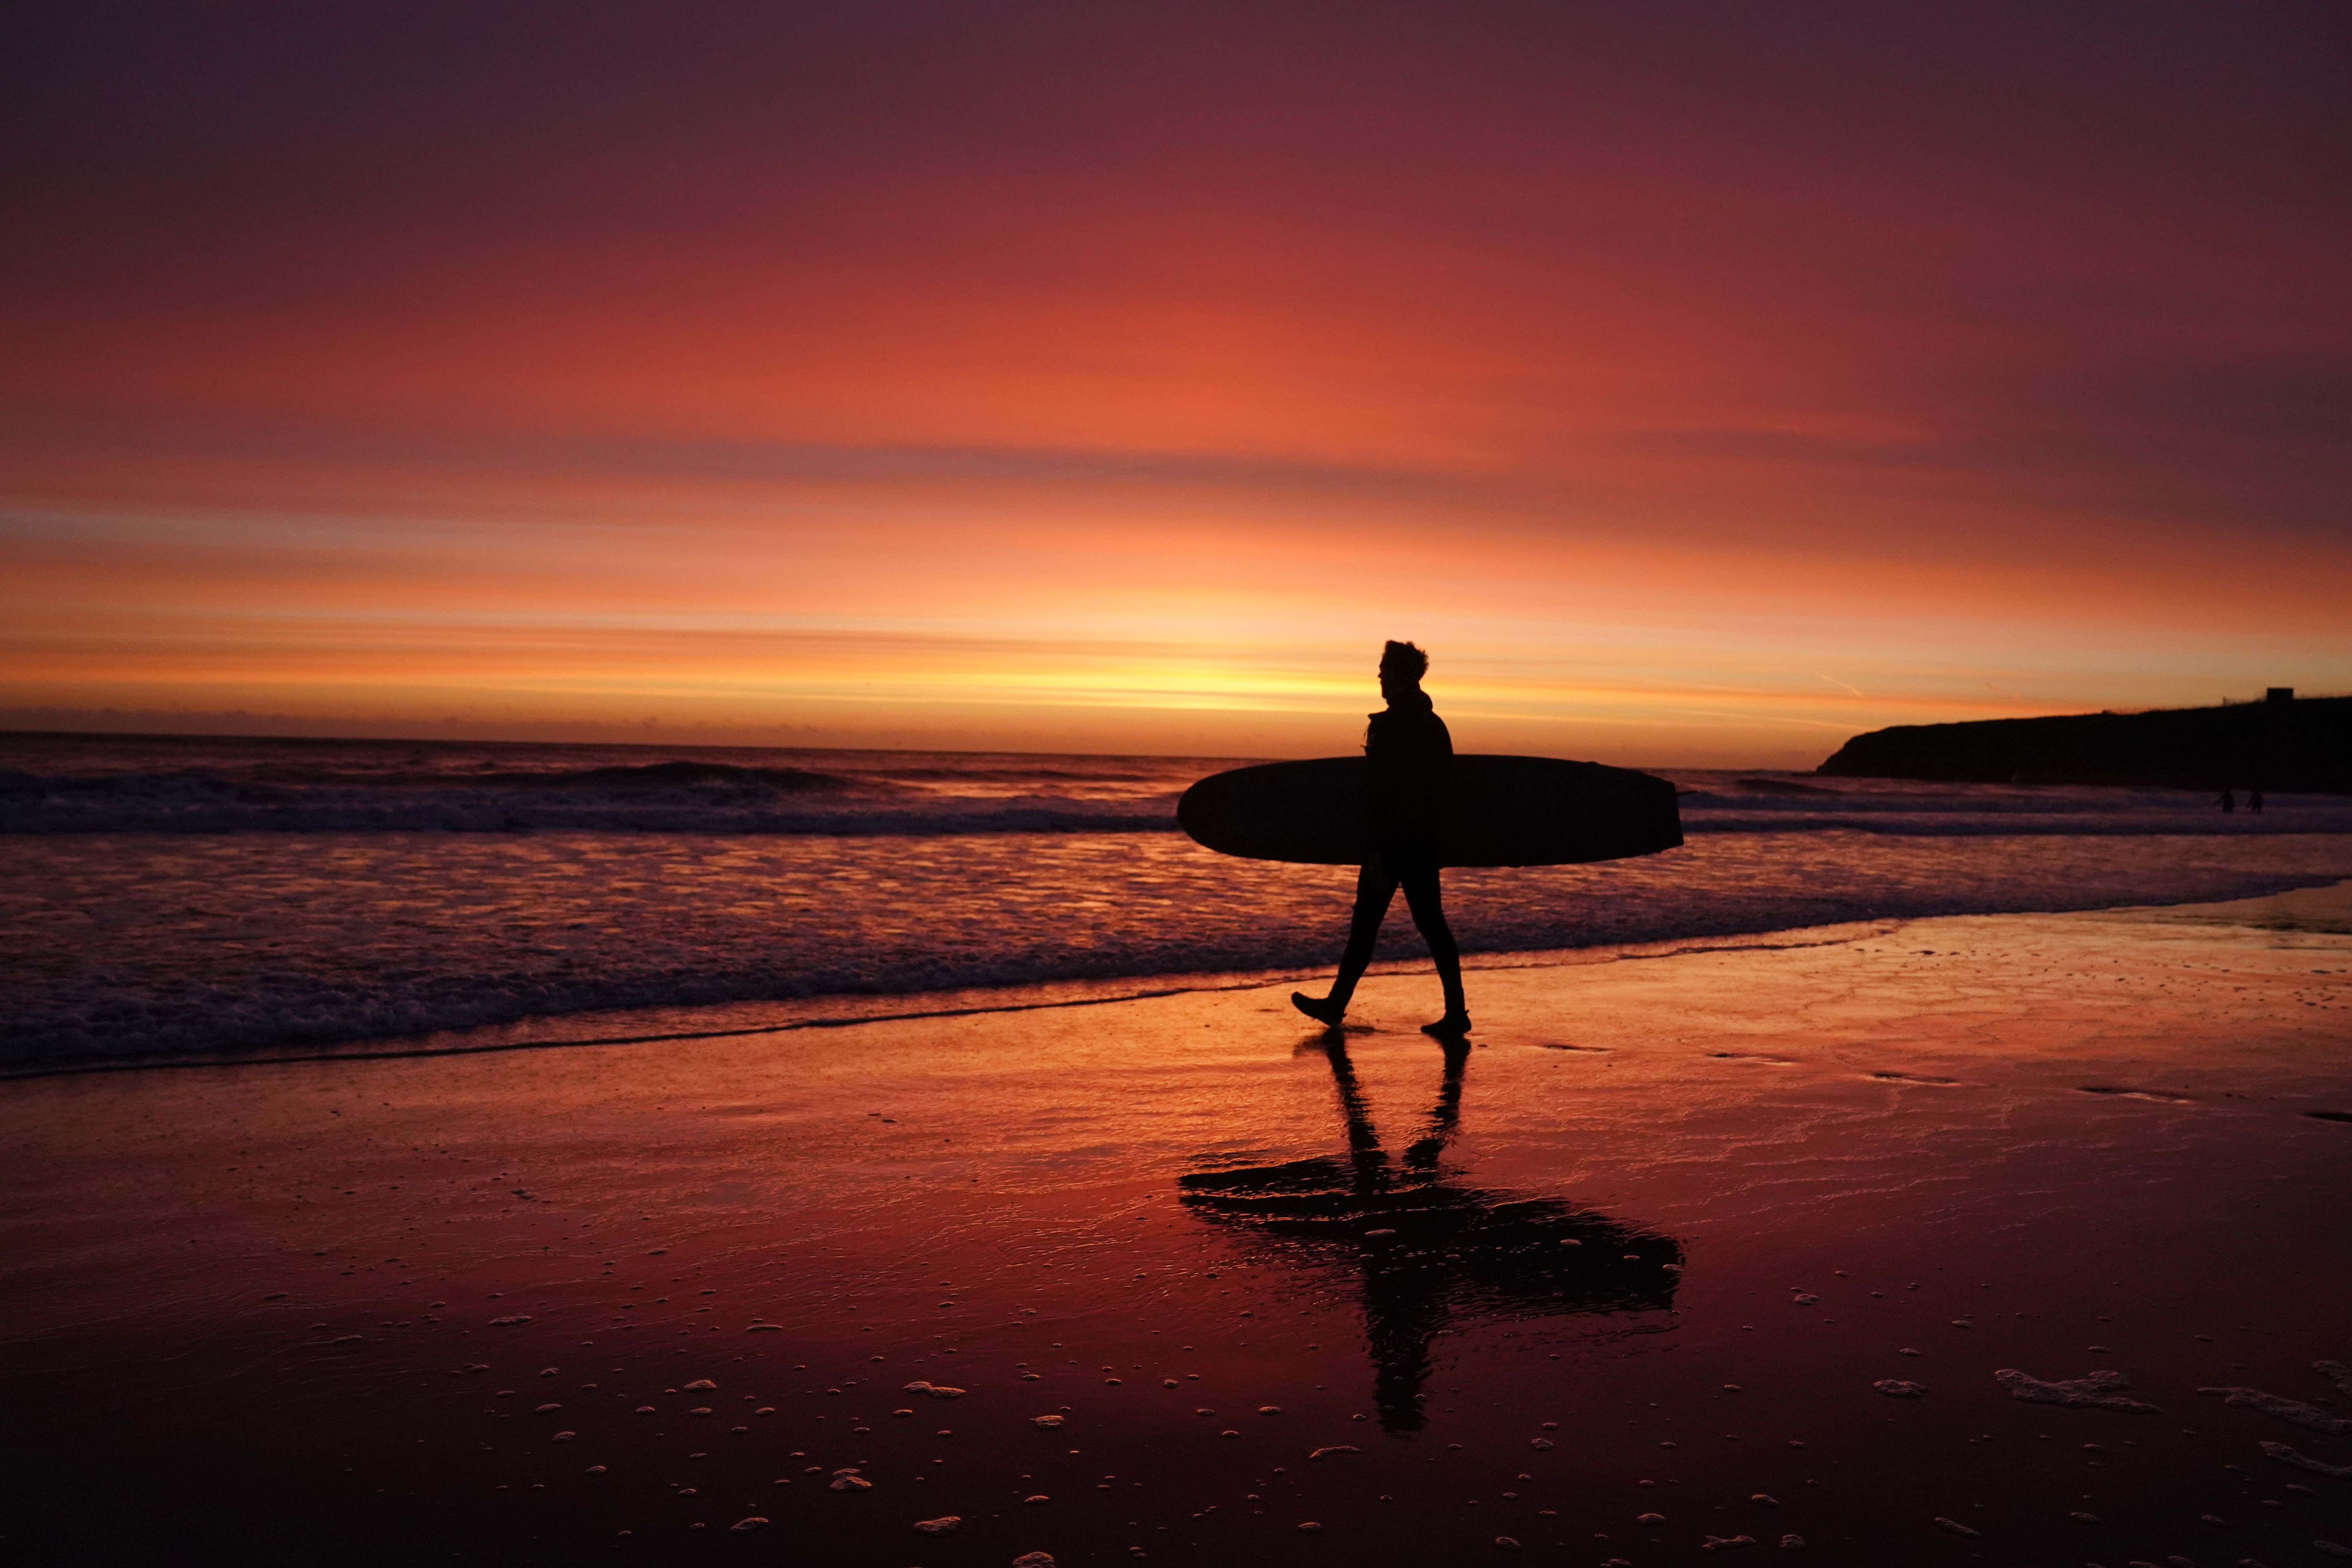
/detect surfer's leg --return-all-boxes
[1399,864,1469,1033]
[1326,860,1399,1010]
[1293,861,1401,1024]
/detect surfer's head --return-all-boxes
[1379,640,1428,697]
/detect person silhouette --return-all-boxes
[1292,641,1471,1036]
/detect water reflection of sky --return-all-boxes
[1179,1038,1682,1431]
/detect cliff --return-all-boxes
[1817,695,2352,790]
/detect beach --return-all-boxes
[11,8,2346,1562]
[3,881,2348,1564]
[13,3,2351,1561]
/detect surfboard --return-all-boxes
[1177,755,1682,868]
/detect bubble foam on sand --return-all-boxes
[2261,1442,2352,1479]
[1993,1368,2161,1413]
[2197,1387,2352,1435]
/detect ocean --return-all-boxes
[6,730,2350,1070]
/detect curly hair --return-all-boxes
[1379,640,1428,682]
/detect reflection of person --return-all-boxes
[1293,641,1470,1036]
[1324,1033,1465,1428]
[1175,1033,1683,1431]
[2249,789,2265,814]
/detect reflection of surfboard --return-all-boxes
[1178,755,1682,867]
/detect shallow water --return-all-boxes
[10,829,2352,1067]
[7,734,2350,1066]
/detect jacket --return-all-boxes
[1365,689,1451,863]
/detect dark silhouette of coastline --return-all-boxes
[1178,1037,1682,1431]
[1818,692,2351,791]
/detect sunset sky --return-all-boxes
[5,2,2347,765]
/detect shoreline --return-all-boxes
[0,925,1897,1085]
[11,869,2348,1084]
[15,822,2352,1070]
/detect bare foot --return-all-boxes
[1291,992,1345,1027]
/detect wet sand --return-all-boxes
[2,886,2350,1564]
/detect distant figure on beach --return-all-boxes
[2219,789,2236,813]
[2249,789,2265,814]
[1292,641,1471,1037]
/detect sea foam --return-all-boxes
[7,734,2349,1068]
